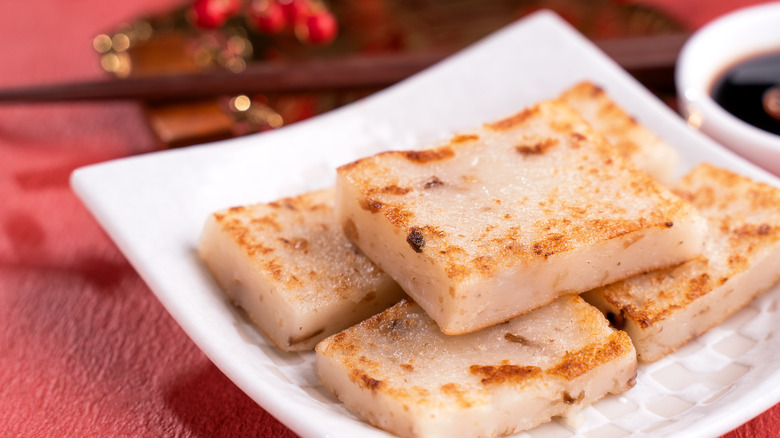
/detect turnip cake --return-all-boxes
[584,164,780,362]
[335,100,706,334]
[315,295,637,438]
[558,81,678,185]
[199,188,405,351]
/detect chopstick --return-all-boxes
[0,53,449,102]
[0,33,688,103]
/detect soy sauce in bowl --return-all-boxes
[711,51,780,135]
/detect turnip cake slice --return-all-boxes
[583,164,780,362]
[198,188,405,351]
[315,295,637,438]
[335,100,706,335]
[558,81,678,185]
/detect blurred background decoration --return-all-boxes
[94,0,684,147]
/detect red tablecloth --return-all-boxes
[1,1,777,437]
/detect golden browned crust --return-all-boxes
[337,100,692,283]
[484,106,541,131]
[211,189,392,300]
[451,134,480,144]
[594,163,780,328]
[514,137,559,155]
[470,363,542,385]
[547,331,634,380]
[398,147,456,163]
[317,297,636,409]
[558,81,643,159]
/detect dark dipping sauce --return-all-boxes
[710,51,780,135]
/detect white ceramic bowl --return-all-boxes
[676,2,780,175]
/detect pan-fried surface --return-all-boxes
[558,81,678,185]
[336,100,705,334]
[199,188,405,351]
[315,295,637,438]
[584,164,780,362]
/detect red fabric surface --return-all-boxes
[0,1,777,437]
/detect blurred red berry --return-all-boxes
[190,0,240,29]
[222,0,241,15]
[247,0,287,34]
[296,10,337,45]
[277,0,311,24]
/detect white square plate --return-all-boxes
[71,11,780,438]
